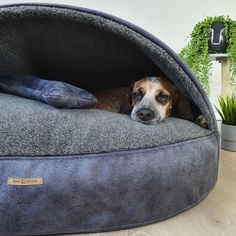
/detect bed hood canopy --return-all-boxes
[0,3,217,131]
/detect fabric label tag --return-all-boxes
[8,177,43,186]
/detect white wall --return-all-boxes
[1,0,236,52]
[1,0,235,118]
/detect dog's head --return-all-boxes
[128,77,175,124]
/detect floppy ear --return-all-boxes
[166,86,175,117]
[173,89,181,104]
[168,81,176,99]
[127,82,135,107]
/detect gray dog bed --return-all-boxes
[0,3,219,236]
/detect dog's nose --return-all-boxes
[137,108,154,121]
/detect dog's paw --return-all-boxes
[195,114,208,128]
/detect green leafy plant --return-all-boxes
[179,16,236,94]
[215,95,236,125]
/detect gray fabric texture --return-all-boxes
[0,4,217,131]
[0,134,218,236]
[0,93,211,157]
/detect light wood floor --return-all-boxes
[65,150,236,236]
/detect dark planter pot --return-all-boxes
[208,22,227,54]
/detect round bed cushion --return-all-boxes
[0,3,219,236]
[0,93,211,156]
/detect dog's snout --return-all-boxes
[137,108,154,121]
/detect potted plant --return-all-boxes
[179,16,236,94]
[215,94,236,151]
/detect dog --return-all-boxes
[88,76,207,127]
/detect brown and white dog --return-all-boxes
[89,76,206,127]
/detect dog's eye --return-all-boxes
[156,94,170,104]
[133,92,142,98]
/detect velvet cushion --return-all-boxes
[0,75,97,108]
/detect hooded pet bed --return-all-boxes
[0,4,219,236]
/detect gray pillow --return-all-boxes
[0,75,97,108]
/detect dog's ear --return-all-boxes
[168,82,176,99]
[172,88,180,103]
[127,82,135,107]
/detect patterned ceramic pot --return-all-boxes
[208,22,227,54]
